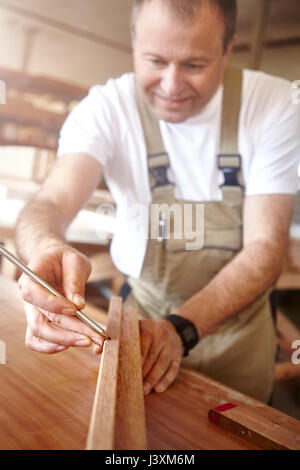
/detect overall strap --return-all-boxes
[135,82,174,197]
[218,67,244,203]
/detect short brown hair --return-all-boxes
[131,0,237,53]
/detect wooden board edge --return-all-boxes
[86,296,123,450]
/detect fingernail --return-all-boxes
[155,384,165,393]
[143,383,151,395]
[62,308,75,315]
[92,337,103,346]
[73,294,85,308]
[56,345,66,351]
[75,339,91,347]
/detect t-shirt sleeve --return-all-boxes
[245,76,300,196]
[57,85,116,169]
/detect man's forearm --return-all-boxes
[15,199,68,263]
[175,240,285,338]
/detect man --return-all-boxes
[16,0,299,403]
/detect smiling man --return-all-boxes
[133,0,232,122]
[16,0,299,404]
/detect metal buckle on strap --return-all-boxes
[218,154,243,189]
[148,153,174,190]
[149,165,173,189]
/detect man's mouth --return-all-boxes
[154,93,192,109]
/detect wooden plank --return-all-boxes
[0,98,66,132]
[0,66,87,103]
[0,136,57,151]
[86,299,147,450]
[114,307,147,450]
[209,402,300,450]
[86,296,122,450]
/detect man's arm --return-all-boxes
[140,193,293,394]
[16,153,103,262]
[175,194,293,335]
[16,153,107,354]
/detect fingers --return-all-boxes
[24,303,104,354]
[19,246,102,356]
[18,247,92,315]
[143,352,181,395]
[19,275,76,315]
[41,308,105,346]
[143,349,170,395]
[153,359,181,393]
[142,337,163,378]
[25,327,69,354]
[139,325,153,367]
[61,250,91,307]
[139,319,183,395]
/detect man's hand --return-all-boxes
[18,244,104,354]
[139,318,184,395]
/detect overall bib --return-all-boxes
[125,68,276,403]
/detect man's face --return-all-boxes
[133,0,234,123]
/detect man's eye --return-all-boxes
[186,64,204,70]
[151,59,163,65]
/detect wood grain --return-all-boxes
[209,402,300,449]
[0,275,103,450]
[86,300,147,450]
[0,274,299,450]
[86,296,122,450]
[114,307,147,450]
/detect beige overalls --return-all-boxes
[125,68,277,403]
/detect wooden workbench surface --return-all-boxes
[0,274,299,450]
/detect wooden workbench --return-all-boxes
[0,274,299,450]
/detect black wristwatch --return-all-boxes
[164,314,199,357]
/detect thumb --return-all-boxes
[62,251,91,309]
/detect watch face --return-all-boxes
[182,325,196,343]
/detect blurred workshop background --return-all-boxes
[0,0,299,418]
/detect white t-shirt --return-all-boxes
[57,70,300,278]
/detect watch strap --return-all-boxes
[164,314,199,357]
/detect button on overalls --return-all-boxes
[125,68,276,403]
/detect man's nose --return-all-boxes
[160,65,185,97]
